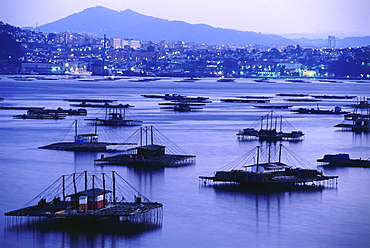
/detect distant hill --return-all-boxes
[292,36,370,48]
[38,6,369,47]
[38,6,292,46]
[0,22,24,62]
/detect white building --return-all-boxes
[328,36,337,49]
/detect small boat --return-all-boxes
[317,154,370,167]
[174,77,200,82]
[65,67,92,77]
[253,78,275,83]
[128,78,159,82]
[13,77,35,81]
[286,79,310,83]
[217,78,236,82]
[353,80,370,83]
[200,144,338,189]
[318,79,343,83]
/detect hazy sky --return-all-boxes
[2,0,369,38]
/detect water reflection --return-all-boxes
[4,223,161,248]
[200,182,330,240]
[74,152,100,162]
[202,181,328,195]
[127,167,165,197]
[352,132,370,147]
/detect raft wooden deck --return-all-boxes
[4,171,163,234]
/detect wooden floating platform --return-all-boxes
[4,171,163,234]
[291,107,349,115]
[64,99,118,103]
[5,201,162,218]
[38,120,137,152]
[13,112,67,119]
[87,118,143,126]
[39,142,117,152]
[334,120,370,132]
[200,172,338,189]
[237,96,272,99]
[199,145,338,190]
[254,105,293,109]
[96,153,196,167]
[71,103,133,108]
[221,98,270,103]
[158,101,206,112]
[275,93,309,97]
[237,110,304,141]
[95,126,196,168]
[0,106,44,110]
[284,98,322,102]
[141,94,210,103]
[311,95,356,99]
[3,107,87,116]
[317,154,370,167]
[85,106,142,126]
[347,99,370,109]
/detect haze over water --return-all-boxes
[0,76,369,247]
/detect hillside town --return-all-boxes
[0,21,369,79]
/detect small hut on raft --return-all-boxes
[95,125,196,167]
[236,110,304,141]
[4,171,163,234]
[39,120,136,152]
[200,144,338,190]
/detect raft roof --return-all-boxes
[245,162,292,170]
[128,144,166,151]
[66,188,112,198]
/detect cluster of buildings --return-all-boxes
[1,21,369,78]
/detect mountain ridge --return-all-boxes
[38,6,370,47]
[38,6,292,46]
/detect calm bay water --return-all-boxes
[0,76,369,248]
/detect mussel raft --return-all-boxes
[4,171,163,234]
[95,125,196,167]
[200,145,338,189]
